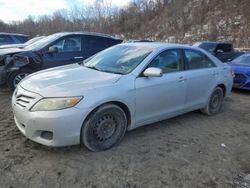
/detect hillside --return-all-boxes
[0,0,249,47]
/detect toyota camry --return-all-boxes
[12,43,233,151]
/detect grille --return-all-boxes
[234,73,246,81]
[15,94,35,108]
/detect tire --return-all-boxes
[201,87,224,116]
[82,104,127,152]
[8,68,33,91]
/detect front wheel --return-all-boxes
[81,104,127,152]
[8,68,32,91]
[201,87,224,116]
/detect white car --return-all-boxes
[12,43,233,151]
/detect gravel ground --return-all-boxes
[0,89,249,188]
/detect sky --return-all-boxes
[0,0,131,23]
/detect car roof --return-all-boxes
[0,32,29,37]
[51,31,120,40]
[120,42,195,50]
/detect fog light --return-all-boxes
[41,131,53,140]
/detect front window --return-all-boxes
[233,54,250,65]
[83,45,153,74]
[50,36,81,52]
[148,49,183,73]
[24,34,61,51]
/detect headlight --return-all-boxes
[31,97,83,111]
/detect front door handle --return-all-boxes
[74,56,84,59]
[178,76,186,82]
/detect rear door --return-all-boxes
[83,35,108,58]
[135,49,187,126]
[42,35,84,69]
[183,49,218,110]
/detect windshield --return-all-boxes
[194,42,216,52]
[24,36,44,46]
[24,34,60,51]
[83,45,153,74]
[233,54,250,65]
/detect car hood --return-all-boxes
[20,63,122,97]
[228,62,250,72]
[0,44,24,49]
[0,47,25,55]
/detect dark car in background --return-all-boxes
[127,39,153,42]
[0,32,123,90]
[193,41,244,62]
[0,33,29,46]
[0,36,44,49]
[228,53,250,90]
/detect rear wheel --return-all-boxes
[201,87,224,116]
[8,68,32,91]
[82,104,127,151]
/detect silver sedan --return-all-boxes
[12,43,233,151]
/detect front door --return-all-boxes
[135,49,187,126]
[42,35,84,69]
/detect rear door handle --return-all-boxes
[74,56,84,59]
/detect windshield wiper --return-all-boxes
[84,65,124,75]
[84,66,102,71]
[98,69,124,75]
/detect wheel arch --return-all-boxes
[81,101,132,130]
[80,101,132,146]
[216,83,226,97]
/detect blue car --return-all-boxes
[229,53,250,90]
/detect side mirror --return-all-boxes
[48,46,58,53]
[143,67,163,77]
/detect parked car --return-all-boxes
[12,43,233,151]
[228,53,250,90]
[0,32,122,90]
[0,36,44,49]
[0,33,29,46]
[193,41,244,62]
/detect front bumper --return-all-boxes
[12,86,90,147]
[233,72,250,90]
